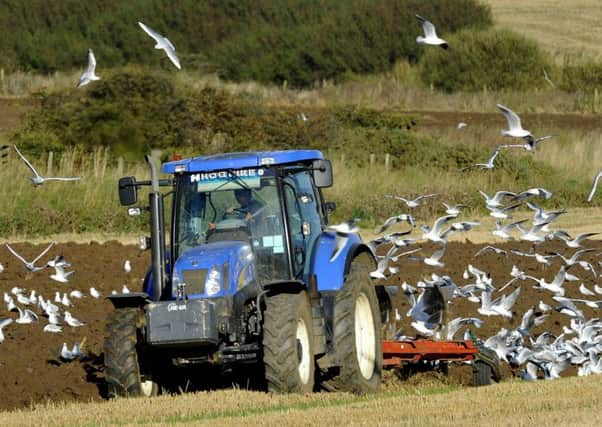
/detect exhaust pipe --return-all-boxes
[145,154,165,301]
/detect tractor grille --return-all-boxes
[182,268,207,295]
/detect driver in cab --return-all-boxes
[208,188,265,234]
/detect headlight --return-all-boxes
[206,265,221,296]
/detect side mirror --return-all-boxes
[118,176,138,206]
[312,159,333,188]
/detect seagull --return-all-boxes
[514,187,553,201]
[124,260,132,274]
[60,342,75,361]
[492,219,527,240]
[500,135,555,152]
[409,244,447,268]
[473,245,508,259]
[478,190,517,208]
[5,242,54,272]
[15,306,39,324]
[497,104,531,139]
[89,287,101,298]
[487,203,521,220]
[479,286,521,318]
[50,263,74,283]
[122,285,131,294]
[77,49,101,88]
[0,263,4,273]
[13,145,80,186]
[43,323,62,333]
[0,317,12,343]
[445,317,483,340]
[300,112,308,122]
[385,193,438,209]
[70,290,84,299]
[516,221,550,243]
[552,231,599,248]
[421,215,456,243]
[587,171,602,202]
[61,293,72,307]
[71,342,84,359]
[457,122,468,129]
[525,267,569,296]
[376,214,415,234]
[64,311,85,327]
[442,202,467,216]
[329,219,361,260]
[138,21,182,69]
[415,15,448,49]
[579,283,596,296]
[542,68,555,87]
[461,148,499,171]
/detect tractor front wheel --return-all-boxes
[263,291,315,393]
[104,307,158,398]
[322,253,382,393]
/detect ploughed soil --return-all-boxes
[1,238,600,412]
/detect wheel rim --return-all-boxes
[140,380,155,397]
[296,318,311,384]
[354,293,376,380]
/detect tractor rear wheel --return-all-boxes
[472,361,492,386]
[322,253,382,393]
[104,307,158,398]
[263,292,315,393]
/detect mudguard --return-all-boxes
[309,231,375,292]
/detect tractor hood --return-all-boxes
[171,241,256,299]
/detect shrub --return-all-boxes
[418,28,551,92]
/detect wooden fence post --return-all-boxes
[117,157,124,176]
[369,153,375,167]
[385,153,391,170]
[46,151,53,176]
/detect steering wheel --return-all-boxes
[222,207,246,220]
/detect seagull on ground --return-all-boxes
[138,21,182,69]
[5,242,54,272]
[15,306,39,324]
[44,323,62,333]
[61,293,72,307]
[0,317,12,343]
[70,290,84,299]
[13,145,80,186]
[89,287,101,299]
[457,122,468,129]
[77,49,100,88]
[385,193,438,209]
[497,104,531,139]
[60,343,75,361]
[415,15,448,49]
[0,263,4,273]
[124,259,132,273]
[64,311,85,327]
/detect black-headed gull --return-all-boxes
[124,260,132,273]
[587,170,602,202]
[77,49,101,88]
[497,104,531,139]
[138,21,181,69]
[0,317,12,343]
[89,287,101,298]
[14,145,80,186]
[442,202,466,216]
[415,15,448,49]
[461,148,499,171]
[376,213,415,234]
[386,193,438,209]
[64,311,85,327]
[421,215,456,243]
[6,242,54,272]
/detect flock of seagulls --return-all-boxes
[329,170,602,382]
[0,250,134,362]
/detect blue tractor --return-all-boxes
[105,150,391,396]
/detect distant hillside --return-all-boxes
[0,0,492,86]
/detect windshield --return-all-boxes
[174,167,291,283]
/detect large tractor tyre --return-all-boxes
[104,308,158,398]
[323,253,382,393]
[472,361,492,387]
[263,291,315,393]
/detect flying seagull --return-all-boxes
[5,242,54,272]
[497,104,531,139]
[386,193,438,209]
[461,147,500,171]
[415,15,448,49]
[587,171,602,202]
[77,49,100,88]
[13,145,81,186]
[138,21,182,69]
